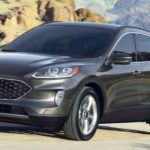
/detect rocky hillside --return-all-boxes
[0,0,106,45]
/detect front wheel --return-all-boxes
[64,87,100,141]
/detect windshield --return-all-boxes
[4,25,116,58]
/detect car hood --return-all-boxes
[0,52,70,66]
[0,52,71,76]
[0,52,98,76]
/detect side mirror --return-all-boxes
[113,52,133,65]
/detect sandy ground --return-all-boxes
[0,122,149,150]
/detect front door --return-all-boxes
[102,33,143,122]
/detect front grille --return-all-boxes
[0,105,11,113]
[0,104,26,115]
[0,79,31,100]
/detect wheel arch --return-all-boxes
[69,77,106,118]
[85,82,105,117]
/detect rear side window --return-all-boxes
[113,34,136,62]
[136,34,150,61]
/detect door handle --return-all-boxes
[133,70,142,76]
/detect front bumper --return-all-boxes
[0,76,80,127]
[0,113,67,129]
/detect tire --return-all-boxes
[63,87,100,141]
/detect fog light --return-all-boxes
[55,91,65,106]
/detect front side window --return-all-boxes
[113,34,136,62]
[4,25,116,58]
[136,34,150,61]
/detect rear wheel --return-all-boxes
[64,87,100,140]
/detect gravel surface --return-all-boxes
[0,122,149,150]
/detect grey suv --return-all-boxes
[0,22,150,140]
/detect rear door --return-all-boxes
[135,34,150,120]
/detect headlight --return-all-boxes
[32,66,79,79]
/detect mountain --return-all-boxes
[75,0,118,20]
[0,0,106,45]
[110,0,150,30]
[76,0,150,31]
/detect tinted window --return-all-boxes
[113,34,136,62]
[136,34,150,61]
[4,25,116,58]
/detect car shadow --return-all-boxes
[98,125,150,135]
[133,143,150,149]
[0,122,149,140]
[0,122,67,140]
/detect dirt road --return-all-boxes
[0,122,149,150]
